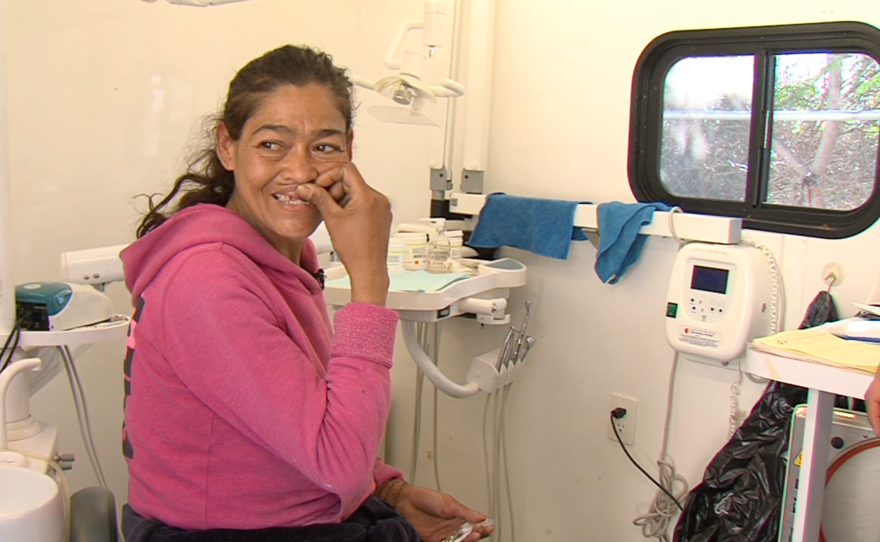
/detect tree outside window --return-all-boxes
[630,22,880,238]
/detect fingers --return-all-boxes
[442,498,490,541]
[870,412,880,436]
[866,375,880,435]
[447,500,487,525]
[316,162,369,200]
[298,163,369,215]
[868,406,880,436]
[312,168,346,205]
[297,162,391,305]
[295,182,339,215]
[465,521,493,541]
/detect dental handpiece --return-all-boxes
[510,302,532,362]
[495,328,516,370]
[517,336,535,363]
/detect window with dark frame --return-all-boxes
[628,22,880,239]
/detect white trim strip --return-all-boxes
[449,192,743,245]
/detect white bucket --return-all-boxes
[0,465,65,542]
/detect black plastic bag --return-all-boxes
[672,382,806,542]
[799,290,838,329]
[673,291,838,542]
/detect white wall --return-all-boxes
[387,1,880,541]
[5,1,880,541]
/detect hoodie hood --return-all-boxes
[122,204,321,305]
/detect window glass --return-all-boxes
[661,56,754,201]
[768,52,880,210]
[629,22,880,238]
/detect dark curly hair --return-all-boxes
[136,44,355,238]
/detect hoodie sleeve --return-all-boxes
[157,245,398,497]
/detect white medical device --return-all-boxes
[0,246,130,541]
[15,282,114,332]
[60,244,127,290]
[665,243,773,368]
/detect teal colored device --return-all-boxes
[15,282,113,331]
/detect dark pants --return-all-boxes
[122,497,419,542]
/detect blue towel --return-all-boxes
[595,202,670,284]
[467,193,588,259]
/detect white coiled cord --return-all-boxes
[728,362,745,438]
[739,238,784,337]
[634,352,689,541]
[631,206,690,541]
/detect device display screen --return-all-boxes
[691,265,729,294]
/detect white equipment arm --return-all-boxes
[401,321,479,399]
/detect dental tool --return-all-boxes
[495,327,516,371]
[516,336,535,365]
[509,302,531,363]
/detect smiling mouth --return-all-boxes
[274,194,311,206]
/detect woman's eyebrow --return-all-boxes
[253,124,293,136]
[252,125,345,138]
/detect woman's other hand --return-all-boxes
[381,481,492,542]
[296,163,391,305]
[865,370,880,435]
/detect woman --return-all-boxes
[120,44,491,542]
[866,371,880,435]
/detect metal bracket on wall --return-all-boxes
[430,167,453,192]
[461,169,484,194]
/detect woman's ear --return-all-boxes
[216,122,236,171]
[347,131,354,160]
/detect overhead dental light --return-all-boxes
[350,1,465,126]
[139,0,464,125]
[140,0,254,6]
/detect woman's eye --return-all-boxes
[259,141,283,152]
[315,143,343,154]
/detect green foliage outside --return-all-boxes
[660,53,880,211]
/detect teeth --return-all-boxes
[274,194,310,205]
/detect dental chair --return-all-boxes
[70,486,119,542]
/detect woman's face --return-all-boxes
[218,83,351,262]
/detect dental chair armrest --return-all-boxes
[70,486,119,542]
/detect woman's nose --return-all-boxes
[280,147,318,183]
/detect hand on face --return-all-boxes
[296,163,392,306]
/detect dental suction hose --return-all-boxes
[401,321,480,399]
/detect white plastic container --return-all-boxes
[446,230,463,263]
[387,237,406,274]
[395,232,428,271]
[0,466,65,542]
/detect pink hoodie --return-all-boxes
[121,204,402,531]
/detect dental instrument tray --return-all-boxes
[324,258,527,323]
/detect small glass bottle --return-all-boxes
[427,228,451,273]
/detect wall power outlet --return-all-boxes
[607,394,638,446]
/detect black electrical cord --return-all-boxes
[0,321,21,373]
[610,409,684,511]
